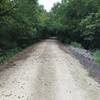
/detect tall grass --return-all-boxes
[71,42,83,48]
[92,50,100,63]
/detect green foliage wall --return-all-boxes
[0,0,100,50]
[0,0,50,50]
[48,0,100,49]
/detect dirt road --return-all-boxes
[0,39,100,100]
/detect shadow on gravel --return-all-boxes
[59,43,100,84]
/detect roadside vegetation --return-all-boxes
[0,48,22,64]
[0,0,100,63]
[92,50,100,63]
[45,0,100,62]
[71,42,83,48]
[0,0,49,64]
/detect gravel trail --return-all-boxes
[0,39,100,100]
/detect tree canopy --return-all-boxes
[46,0,100,49]
[0,0,48,49]
[0,0,100,50]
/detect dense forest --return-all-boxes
[0,0,49,63]
[0,0,100,63]
[48,0,100,49]
[0,0,48,49]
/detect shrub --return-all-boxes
[0,48,22,64]
[92,49,100,63]
[71,42,83,48]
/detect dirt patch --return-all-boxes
[0,39,100,100]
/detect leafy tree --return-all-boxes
[47,0,100,49]
[0,0,45,49]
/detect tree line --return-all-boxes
[0,0,49,50]
[46,0,100,49]
[0,0,100,51]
